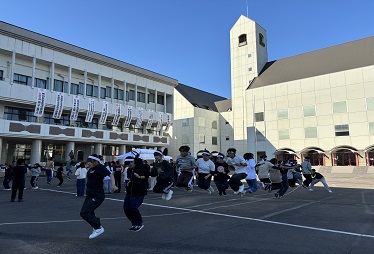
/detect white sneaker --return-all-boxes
[328,190,332,193]
[207,189,212,194]
[309,189,313,191]
[89,226,104,239]
[238,185,244,193]
[165,190,173,201]
[233,191,238,194]
[161,193,166,200]
[208,186,214,193]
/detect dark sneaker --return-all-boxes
[222,190,227,195]
[129,225,136,231]
[132,225,144,232]
[18,199,23,202]
[47,182,51,185]
[218,190,222,196]
[10,199,15,202]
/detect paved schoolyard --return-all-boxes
[0,173,373,254]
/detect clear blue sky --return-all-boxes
[2,0,374,98]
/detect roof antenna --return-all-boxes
[246,0,249,17]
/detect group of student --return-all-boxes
[4,145,332,240]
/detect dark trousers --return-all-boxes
[3,177,11,189]
[114,172,122,192]
[214,179,229,192]
[80,193,105,229]
[229,173,247,191]
[30,176,38,187]
[123,195,145,226]
[76,179,86,196]
[303,174,312,187]
[153,180,173,193]
[197,173,212,190]
[277,173,289,196]
[11,179,25,200]
[176,171,194,188]
[57,176,63,186]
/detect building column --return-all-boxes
[0,138,3,164]
[94,143,103,155]
[68,65,72,95]
[50,61,54,92]
[30,140,42,165]
[31,56,36,88]
[65,142,75,161]
[10,50,15,84]
[119,144,126,164]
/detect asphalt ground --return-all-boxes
[1,173,374,254]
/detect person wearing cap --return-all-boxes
[226,148,247,196]
[309,169,332,193]
[243,153,258,194]
[176,146,196,192]
[301,157,312,188]
[213,154,230,195]
[80,154,118,239]
[123,155,149,232]
[196,151,215,194]
[152,150,174,200]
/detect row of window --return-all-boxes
[255,99,374,122]
[12,73,165,104]
[181,134,218,145]
[255,124,353,141]
[182,118,218,129]
[3,106,159,135]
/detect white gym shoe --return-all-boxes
[208,186,214,193]
[162,193,166,199]
[165,190,173,201]
[328,190,333,193]
[309,189,313,191]
[238,185,244,193]
[89,226,104,239]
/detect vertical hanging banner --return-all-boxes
[52,92,64,119]
[34,88,47,117]
[135,107,144,128]
[164,113,172,131]
[124,106,132,127]
[146,109,154,129]
[156,112,163,131]
[111,103,122,126]
[85,98,95,123]
[99,101,109,124]
[70,95,80,121]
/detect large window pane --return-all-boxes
[303,105,316,117]
[367,98,374,110]
[333,101,347,113]
[278,129,289,140]
[335,124,349,136]
[277,109,288,119]
[305,127,317,138]
[255,112,264,122]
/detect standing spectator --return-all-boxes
[75,162,87,197]
[243,153,258,194]
[80,154,117,239]
[196,151,215,194]
[213,154,230,196]
[103,162,114,194]
[65,156,75,180]
[30,163,42,189]
[45,157,54,185]
[301,157,312,188]
[309,169,332,193]
[226,148,247,196]
[10,159,28,202]
[113,161,123,193]
[56,163,65,187]
[3,163,13,190]
[124,156,149,232]
[152,150,174,200]
[176,146,196,192]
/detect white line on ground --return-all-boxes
[33,187,374,239]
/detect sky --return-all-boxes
[1,0,374,98]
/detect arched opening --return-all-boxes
[364,145,374,166]
[330,146,359,166]
[300,147,326,166]
[274,148,298,162]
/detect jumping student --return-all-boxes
[301,157,312,188]
[309,169,332,193]
[80,154,117,239]
[256,155,274,191]
[123,155,149,232]
[152,150,174,200]
[213,154,230,196]
[176,146,196,192]
[243,153,258,194]
[30,163,42,189]
[226,148,247,196]
[196,151,215,194]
